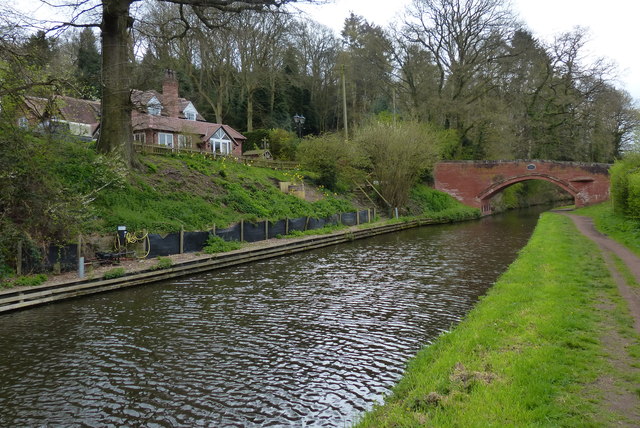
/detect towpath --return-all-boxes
[561,212,640,426]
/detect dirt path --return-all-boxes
[562,213,640,332]
[560,212,640,426]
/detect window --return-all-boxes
[158,132,174,148]
[210,128,232,155]
[183,102,198,121]
[147,97,162,116]
[18,117,28,129]
[133,132,146,144]
[177,134,191,149]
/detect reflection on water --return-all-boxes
[0,208,545,426]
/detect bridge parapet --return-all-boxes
[434,160,611,215]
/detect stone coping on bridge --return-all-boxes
[438,159,612,169]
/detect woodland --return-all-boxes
[1,0,639,276]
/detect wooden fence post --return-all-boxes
[180,226,184,254]
[356,211,360,225]
[285,218,289,235]
[240,220,244,242]
[16,240,22,277]
[265,221,269,240]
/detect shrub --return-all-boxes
[203,235,242,254]
[103,267,126,279]
[11,273,48,287]
[609,153,640,217]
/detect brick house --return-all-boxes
[15,70,245,156]
[131,70,245,156]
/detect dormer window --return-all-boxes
[147,96,162,116]
[183,102,198,121]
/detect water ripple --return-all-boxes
[0,208,544,427]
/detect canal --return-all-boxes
[0,207,547,427]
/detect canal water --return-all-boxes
[0,207,547,427]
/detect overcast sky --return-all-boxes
[297,0,640,101]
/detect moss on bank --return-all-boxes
[356,213,632,427]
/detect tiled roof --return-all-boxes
[23,95,100,125]
[132,115,246,143]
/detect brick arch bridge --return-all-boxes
[434,160,611,215]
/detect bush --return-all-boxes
[103,267,126,279]
[11,273,48,287]
[609,153,640,217]
[203,235,242,254]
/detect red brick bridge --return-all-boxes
[434,160,611,215]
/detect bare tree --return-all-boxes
[404,0,515,133]
[27,0,321,167]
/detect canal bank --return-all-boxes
[0,207,540,427]
[0,212,480,314]
[356,210,640,427]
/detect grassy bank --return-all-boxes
[356,213,636,427]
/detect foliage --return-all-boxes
[409,185,481,220]
[357,214,618,426]
[609,153,640,217]
[11,273,48,287]
[296,133,368,191]
[103,267,126,279]
[355,121,441,207]
[91,153,354,232]
[203,235,242,254]
[267,128,298,160]
[150,257,173,270]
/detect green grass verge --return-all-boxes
[575,202,640,257]
[356,213,619,427]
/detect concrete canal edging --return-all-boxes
[0,218,451,314]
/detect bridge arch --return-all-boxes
[476,174,580,214]
[433,160,611,215]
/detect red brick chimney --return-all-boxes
[162,69,180,118]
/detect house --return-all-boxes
[130,70,245,156]
[15,70,245,156]
[16,95,100,141]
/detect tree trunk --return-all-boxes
[97,0,134,167]
[246,90,254,132]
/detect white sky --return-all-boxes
[297,0,640,102]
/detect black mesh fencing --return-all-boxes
[215,223,241,242]
[243,221,267,243]
[359,210,370,225]
[184,231,210,253]
[148,233,180,258]
[325,214,340,226]
[268,220,287,239]
[340,212,358,226]
[307,217,326,230]
[17,209,374,274]
[288,217,307,233]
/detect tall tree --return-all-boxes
[75,27,101,98]
[35,0,320,167]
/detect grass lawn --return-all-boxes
[356,212,638,427]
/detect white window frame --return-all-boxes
[183,102,198,121]
[158,132,174,148]
[210,128,232,155]
[18,117,28,128]
[147,96,162,116]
